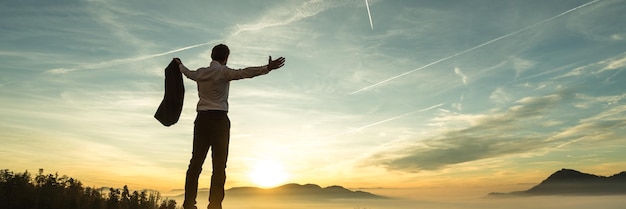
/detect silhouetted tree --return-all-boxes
[130,191,140,209]
[0,169,36,209]
[83,187,106,209]
[121,185,131,209]
[107,188,121,209]
[158,199,177,209]
[0,169,176,209]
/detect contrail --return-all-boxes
[365,0,374,30]
[350,0,601,94]
[143,42,214,59]
[47,41,214,74]
[328,103,445,138]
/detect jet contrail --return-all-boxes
[350,0,601,94]
[47,41,214,74]
[143,42,214,60]
[365,0,374,30]
[328,103,445,138]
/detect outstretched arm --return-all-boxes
[224,56,286,80]
[174,58,198,81]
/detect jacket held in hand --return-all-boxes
[154,59,185,126]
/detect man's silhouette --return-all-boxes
[175,44,285,209]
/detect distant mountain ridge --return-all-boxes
[490,168,626,196]
[174,183,387,200]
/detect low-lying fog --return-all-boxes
[170,187,626,209]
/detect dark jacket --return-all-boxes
[154,59,185,126]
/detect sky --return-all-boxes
[1,0,626,195]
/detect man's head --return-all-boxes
[211,44,230,64]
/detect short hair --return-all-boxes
[211,44,230,62]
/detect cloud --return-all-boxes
[452,94,464,112]
[511,56,535,78]
[556,52,626,78]
[328,103,444,138]
[86,0,155,49]
[599,54,626,72]
[366,87,626,173]
[489,87,511,106]
[45,41,214,74]
[366,93,567,172]
[232,0,357,35]
[577,94,626,121]
[574,92,626,109]
[454,67,468,85]
[43,0,355,75]
[350,0,601,94]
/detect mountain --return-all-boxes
[174,183,387,200]
[490,168,626,196]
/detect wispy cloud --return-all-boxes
[511,56,536,79]
[329,103,444,138]
[350,0,601,94]
[599,53,626,72]
[366,87,626,172]
[555,52,626,78]
[86,0,155,49]
[454,67,467,85]
[45,0,355,75]
[46,42,215,74]
[232,0,357,35]
[366,93,568,172]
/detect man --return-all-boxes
[175,44,285,209]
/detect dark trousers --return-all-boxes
[184,110,230,209]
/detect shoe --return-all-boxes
[207,203,222,209]
[182,204,197,209]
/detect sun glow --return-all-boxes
[248,160,289,188]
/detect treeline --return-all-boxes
[0,169,178,209]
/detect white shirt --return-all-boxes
[179,61,270,112]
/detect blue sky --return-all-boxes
[1,0,626,192]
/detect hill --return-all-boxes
[174,183,387,200]
[490,168,626,196]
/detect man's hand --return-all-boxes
[174,58,182,65]
[268,56,286,70]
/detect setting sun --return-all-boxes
[248,160,289,188]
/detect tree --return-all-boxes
[0,169,176,209]
[121,185,131,209]
[158,199,177,209]
[0,169,36,209]
[107,188,121,209]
